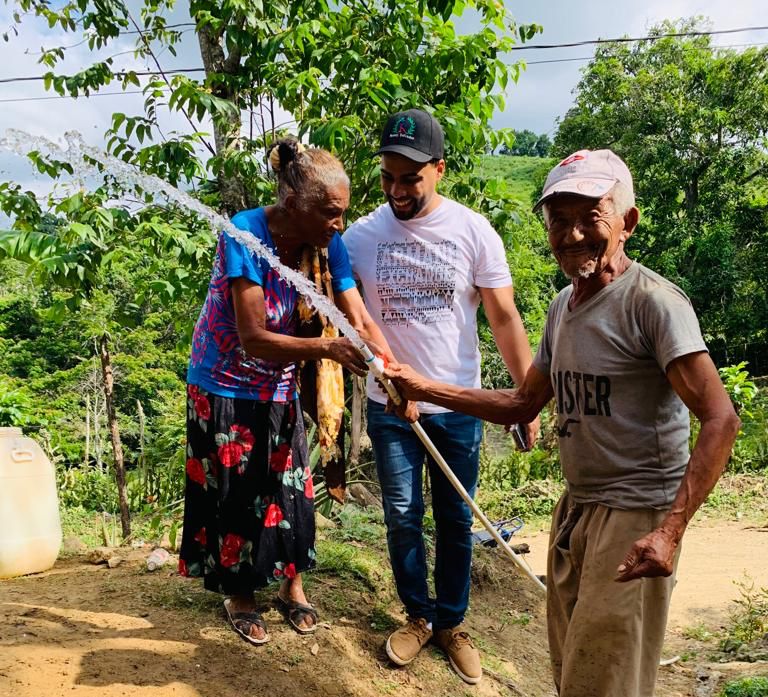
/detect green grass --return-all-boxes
[700,473,768,521]
[60,505,178,549]
[60,506,109,548]
[368,603,400,632]
[476,155,555,206]
[720,677,768,697]
[682,623,717,642]
[329,504,387,547]
[315,539,387,590]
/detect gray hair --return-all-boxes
[607,181,635,216]
[268,138,349,210]
[541,181,636,226]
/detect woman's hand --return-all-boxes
[325,338,368,376]
[382,363,430,402]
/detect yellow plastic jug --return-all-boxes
[0,427,62,577]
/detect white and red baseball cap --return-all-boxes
[533,149,633,211]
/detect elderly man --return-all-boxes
[384,149,741,696]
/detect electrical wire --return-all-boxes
[1,39,766,102]
[522,41,768,66]
[509,24,768,50]
[0,68,205,84]
[1,24,768,85]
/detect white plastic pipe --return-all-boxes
[360,346,546,594]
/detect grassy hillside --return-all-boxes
[476,155,555,207]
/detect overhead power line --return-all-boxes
[510,24,768,50]
[523,41,768,66]
[0,68,205,84]
[1,25,767,87]
[0,89,146,104]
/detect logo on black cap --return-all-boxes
[390,115,417,141]
[376,108,444,163]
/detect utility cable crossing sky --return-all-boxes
[1,24,767,85]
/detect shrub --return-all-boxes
[719,576,768,652]
[0,378,34,427]
[721,677,768,697]
[57,466,118,511]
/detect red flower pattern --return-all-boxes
[218,441,244,468]
[180,390,314,584]
[194,394,211,420]
[220,533,245,568]
[230,424,255,449]
[304,467,314,499]
[269,443,293,472]
[186,457,206,486]
[263,503,284,528]
[218,424,255,468]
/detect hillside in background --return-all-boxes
[477,155,555,207]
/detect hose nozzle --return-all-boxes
[358,344,402,405]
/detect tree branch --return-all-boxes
[126,10,216,157]
[741,163,768,185]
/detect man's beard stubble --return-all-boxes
[387,195,427,221]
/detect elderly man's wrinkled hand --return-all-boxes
[615,528,679,582]
[503,416,541,452]
[525,416,541,450]
[384,396,420,423]
[382,363,429,402]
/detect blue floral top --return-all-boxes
[187,207,356,401]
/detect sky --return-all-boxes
[0,0,766,195]
[492,0,767,135]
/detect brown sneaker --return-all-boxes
[433,626,482,684]
[386,617,433,666]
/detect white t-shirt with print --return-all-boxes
[343,198,512,413]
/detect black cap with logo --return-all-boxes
[375,109,445,163]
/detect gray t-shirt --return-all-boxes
[533,262,708,509]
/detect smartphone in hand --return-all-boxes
[511,423,529,451]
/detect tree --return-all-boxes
[0,182,213,536]
[10,0,541,217]
[500,130,552,157]
[533,133,552,158]
[554,18,768,352]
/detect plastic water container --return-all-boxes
[0,427,62,577]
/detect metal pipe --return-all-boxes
[360,346,546,594]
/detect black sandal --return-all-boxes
[275,594,319,635]
[223,598,270,645]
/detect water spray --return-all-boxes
[0,129,545,594]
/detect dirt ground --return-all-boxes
[1,519,767,697]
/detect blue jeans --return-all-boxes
[367,400,483,629]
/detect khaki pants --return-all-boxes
[547,493,679,697]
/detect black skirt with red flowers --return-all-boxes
[178,385,316,595]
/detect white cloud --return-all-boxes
[495,0,768,133]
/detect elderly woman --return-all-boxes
[179,138,391,644]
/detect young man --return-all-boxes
[342,109,537,685]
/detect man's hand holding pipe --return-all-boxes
[383,363,431,403]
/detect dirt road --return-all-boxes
[516,519,768,632]
[1,520,766,697]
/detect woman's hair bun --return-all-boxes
[268,137,305,173]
